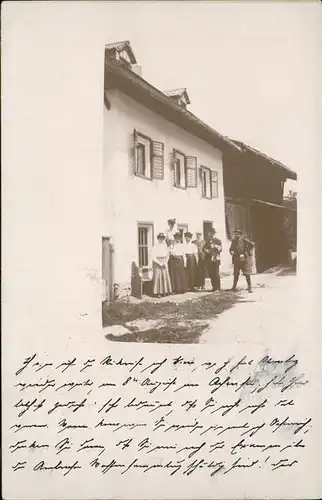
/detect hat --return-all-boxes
[233,229,242,234]
[196,232,202,236]
[157,232,166,240]
[184,231,193,238]
[167,218,176,224]
[209,228,217,234]
[174,231,182,239]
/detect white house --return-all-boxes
[102,41,241,300]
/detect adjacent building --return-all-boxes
[223,140,297,272]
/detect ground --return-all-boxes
[103,267,296,344]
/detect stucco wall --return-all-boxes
[103,90,232,292]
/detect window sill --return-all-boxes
[135,173,152,181]
[202,195,212,200]
[174,184,187,191]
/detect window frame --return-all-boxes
[135,131,152,181]
[173,149,187,190]
[137,222,154,270]
[201,166,212,199]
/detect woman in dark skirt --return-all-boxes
[183,232,198,291]
[168,232,187,294]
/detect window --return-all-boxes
[138,223,154,268]
[201,166,212,199]
[200,166,219,199]
[133,130,164,180]
[135,132,151,179]
[137,143,146,176]
[177,224,188,243]
[173,150,187,189]
[119,49,131,64]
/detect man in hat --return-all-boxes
[229,229,255,293]
[193,232,206,291]
[204,229,222,291]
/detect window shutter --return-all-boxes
[170,149,176,186]
[211,170,218,198]
[151,140,164,180]
[186,156,198,188]
[198,166,203,197]
[131,129,138,176]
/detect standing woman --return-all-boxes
[183,232,198,291]
[151,233,172,297]
[169,231,187,294]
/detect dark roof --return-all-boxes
[104,58,241,154]
[231,139,297,181]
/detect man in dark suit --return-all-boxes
[229,229,255,293]
[204,229,222,291]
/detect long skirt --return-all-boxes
[195,257,206,288]
[185,254,197,290]
[152,262,172,295]
[168,256,187,293]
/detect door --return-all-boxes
[102,237,114,303]
[203,221,213,240]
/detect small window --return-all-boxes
[177,224,188,243]
[173,150,187,189]
[135,132,152,179]
[137,144,146,176]
[138,223,154,268]
[201,166,212,199]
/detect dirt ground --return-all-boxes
[102,267,295,344]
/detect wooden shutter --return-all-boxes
[170,149,176,186]
[151,140,164,180]
[211,170,218,198]
[186,156,198,188]
[131,129,138,176]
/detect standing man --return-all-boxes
[229,230,255,293]
[204,229,222,292]
[193,232,206,291]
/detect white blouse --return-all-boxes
[151,243,169,266]
[170,242,185,257]
[184,242,199,259]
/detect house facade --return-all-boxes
[102,41,239,300]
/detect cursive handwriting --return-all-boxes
[7,352,312,480]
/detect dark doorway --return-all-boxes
[251,203,287,272]
[203,221,213,240]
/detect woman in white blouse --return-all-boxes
[151,233,172,297]
[183,232,198,291]
[168,232,187,294]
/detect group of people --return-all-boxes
[151,218,255,297]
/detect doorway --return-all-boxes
[102,237,114,303]
[203,221,213,240]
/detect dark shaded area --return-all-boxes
[102,291,240,343]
